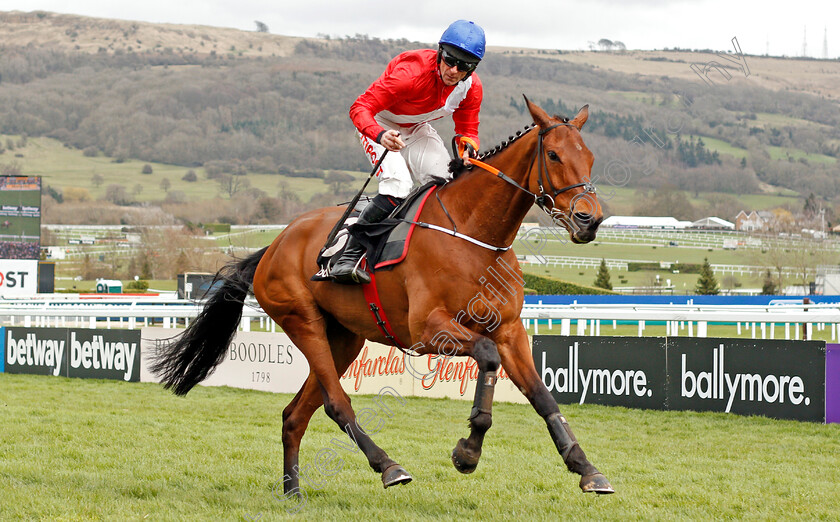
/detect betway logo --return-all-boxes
[5,331,65,376]
[540,342,652,404]
[70,333,137,381]
[681,343,810,412]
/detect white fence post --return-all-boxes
[561,319,570,335]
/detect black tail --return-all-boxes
[150,247,268,396]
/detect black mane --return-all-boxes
[448,123,536,178]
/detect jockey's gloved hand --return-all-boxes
[458,136,479,161]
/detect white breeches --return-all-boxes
[357,120,453,198]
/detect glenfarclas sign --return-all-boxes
[419,354,512,395]
[533,336,826,422]
[340,344,513,395]
[342,345,406,392]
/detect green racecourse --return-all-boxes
[2,374,839,520]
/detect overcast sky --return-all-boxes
[3,0,838,58]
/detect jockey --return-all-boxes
[331,19,486,284]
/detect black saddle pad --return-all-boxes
[311,181,440,281]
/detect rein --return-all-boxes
[402,121,596,252]
[468,122,597,224]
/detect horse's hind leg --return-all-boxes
[496,324,614,494]
[281,311,411,489]
[278,373,322,508]
[280,320,379,499]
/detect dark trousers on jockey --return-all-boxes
[331,194,403,284]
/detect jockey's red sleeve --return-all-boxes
[349,49,482,147]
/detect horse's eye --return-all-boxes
[547,151,561,162]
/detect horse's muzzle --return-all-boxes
[571,213,602,244]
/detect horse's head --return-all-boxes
[525,97,602,243]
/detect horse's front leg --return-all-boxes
[451,336,500,473]
[419,309,500,474]
[496,324,614,494]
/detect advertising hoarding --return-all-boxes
[534,336,668,410]
[140,329,310,394]
[533,335,826,422]
[66,329,141,382]
[2,327,69,377]
[667,338,825,422]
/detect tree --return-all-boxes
[695,258,720,295]
[63,187,91,202]
[597,39,613,51]
[217,173,250,198]
[141,164,153,175]
[104,184,131,205]
[632,184,696,220]
[593,259,612,290]
[91,173,104,187]
[255,21,269,33]
[160,177,171,192]
[803,193,818,217]
[0,160,23,175]
[761,269,777,295]
[324,170,354,194]
[182,169,197,182]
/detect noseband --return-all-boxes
[468,122,597,226]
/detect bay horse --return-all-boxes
[151,97,614,497]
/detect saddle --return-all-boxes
[311,181,441,282]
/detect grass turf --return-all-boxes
[1,374,839,520]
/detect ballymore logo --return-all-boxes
[680,343,811,413]
[540,341,653,404]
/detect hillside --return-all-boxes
[0,10,301,58]
[1,10,839,226]
[4,11,839,99]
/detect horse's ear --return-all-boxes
[523,94,552,129]
[570,104,590,130]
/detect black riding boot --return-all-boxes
[331,195,401,285]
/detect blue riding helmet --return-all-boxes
[439,20,485,61]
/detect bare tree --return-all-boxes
[0,160,23,175]
[324,170,354,194]
[104,184,131,205]
[217,173,251,198]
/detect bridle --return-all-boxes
[465,122,598,227]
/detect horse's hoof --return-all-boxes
[382,464,412,489]
[580,473,614,494]
[451,438,480,474]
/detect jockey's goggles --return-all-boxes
[439,47,479,73]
